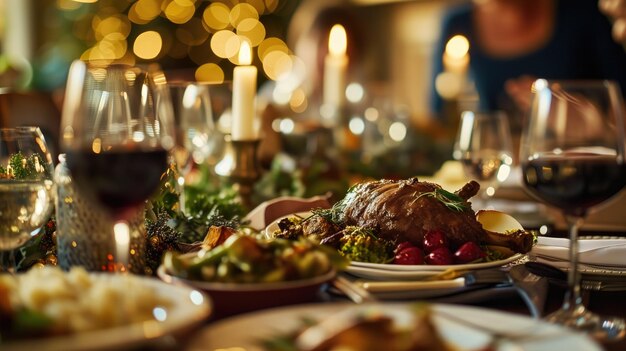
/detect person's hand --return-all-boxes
[504,75,536,113]
[599,0,626,43]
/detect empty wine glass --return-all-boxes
[454,111,513,209]
[60,61,174,272]
[169,82,216,212]
[521,79,626,340]
[0,127,55,272]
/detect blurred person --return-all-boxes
[431,0,626,131]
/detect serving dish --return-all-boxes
[185,302,601,351]
[266,212,525,281]
[157,265,335,317]
[3,273,211,351]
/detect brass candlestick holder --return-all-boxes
[215,136,262,210]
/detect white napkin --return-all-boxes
[244,195,331,230]
[531,236,626,268]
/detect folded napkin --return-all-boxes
[531,236,626,268]
[244,195,331,230]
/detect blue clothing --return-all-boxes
[431,0,626,121]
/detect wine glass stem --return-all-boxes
[563,215,585,311]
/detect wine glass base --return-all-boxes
[546,305,626,341]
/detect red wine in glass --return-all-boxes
[522,152,626,217]
[66,148,168,220]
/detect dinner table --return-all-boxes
[172,188,626,351]
[143,197,626,351]
[135,262,626,351]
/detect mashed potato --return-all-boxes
[0,266,170,334]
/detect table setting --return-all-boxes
[3,70,626,351]
[3,1,626,350]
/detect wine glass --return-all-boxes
[169,81,216,212]
[0,127,55,272]
[60,61,174,272]
[521,79,626,340]
[454,111,514,209]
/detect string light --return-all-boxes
[55,0,294,85]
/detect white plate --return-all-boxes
[345,265,446,280]
[266,212,525,278]
[4,274,212,351]
[350,253,524,272]
[185,303,601,351]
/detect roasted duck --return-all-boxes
[301,177,533,254]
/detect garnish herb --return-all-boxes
[415,188,467,212]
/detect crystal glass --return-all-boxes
[521,79,626,340]
[454,110,513,209]
[169,81,217,212]
[60,61,174,272]
[0,127,55,271]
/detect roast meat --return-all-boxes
[341,177,485,248]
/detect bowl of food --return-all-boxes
[158,230,347,318]
[0,266,211,351]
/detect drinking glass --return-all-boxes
[0,127,55,271]
[169,82,216,212]
[454,111,513,209]
[60,61,174,272]
[521,79,626,340]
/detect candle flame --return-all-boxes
[328,24,347,57]
[445,35,469,59]
[238,41,252,65]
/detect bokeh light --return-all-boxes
[134,31,162,59]
[389,122,407,142]
[262,50,291,80]
[210,30,240,59]
[203,3,231,32]
[128,0,161,24]
[289,88,307,113]
[364,107,379,122]
[349,117,365,135]
[195,63,225,83]
[229,3,258,27]
[445,35,469,59]
[258,37,288,60]
[164,0,196,24]
[346,82,365,103]
[236,18,266,47]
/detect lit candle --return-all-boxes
[231,41,258,140]
[443,35,469,74]
[114,221,130,272]
[323,24,348,108]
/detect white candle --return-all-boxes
[114,221,130,273]
[323,24,348,108]
[231,41,258,140]
[443,35,469,74]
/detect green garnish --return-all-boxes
[415,188,468,212]
[0,151,47,180]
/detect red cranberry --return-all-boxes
[394,241,416,254]
[425,247,454,265]
[454,242,486,264]
[394,247,424,265]
[423,230,449,253]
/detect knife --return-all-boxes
[358,268,511,293]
